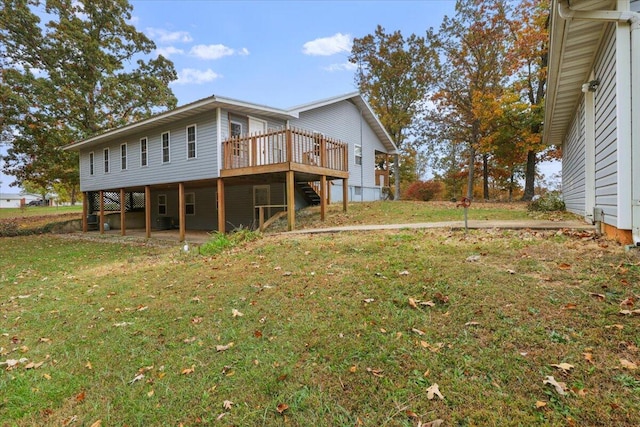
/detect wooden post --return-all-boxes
[251,136,257,166]
[82,192,88,233]
[178,182,185,242]
[120,188,126,236]
[320,137,327,168]
[145,185,151,238]
[286,171,295,231]
[286,127,292,163]
[99,190,105,234]
[320,175,327,221]
[217,178,225,233]
[342,179,348,213]
[259,206,265,231]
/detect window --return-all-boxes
[103,148,110,173]
[230,121,242,138]
[89,152,94,176]
[185,193,195,215]
[187,125,197,159]
[158,194,167,215]
[355,186,363,196]
[140,137,148,167]
[162,131,170,163]
[120,143,127,170]
[355,144,362,166]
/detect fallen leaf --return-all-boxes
[76,391,86,402]
[423,420,444,427]
[589,293,605,301]
[434,292,449,304]
[536,401,547,409]
[349,365,357,373]
[426,383,444,400]
[223,400,233,410]
[181,365,195,375]
[466,255,481,262]
[276,403,289,414]
[39,337,52,343]
[550,363,574,374]
[147,389,154,397]
[366,367,384,377]
[619,309,640,316]
[620,297,635,307]
[43,373,52,380]
[85,361,93,370]
[191,317,203,324]
[583,353,594,364]
[216,413,227,421]
[563,303,577,310]
[129,373,145,384]
[399,270,410,276]
[543,375,566,395]
[232,309,244,317]
[558,263,572,270]
[363,298,375,303]
[605,324,624,329]
[408,298,418,309]
[136,305,148,312]
[89,421,102,427]
[254,330,263,338]
[420,300,436,307]
[465,321,480,326]
[620,359,638,370]
[113,322,132,327]
[411,328,425,335]
[406,410,418,419]
[216,342,234,352]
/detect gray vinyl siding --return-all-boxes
[220,110,286,139]
[562,100,586,215]
[79,110,218,192]
[593,24,618,227]
[290,100,387,194]
[632,0,639,12]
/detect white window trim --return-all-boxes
[161,131,171,164]
[103,148,110,174]
[140,137,148,167]
[186,124,197,159]
[120,143,128,170]
[158,194,167,216]
[355,144,363,166]
[89,151,94,176]
[185,192,196,216]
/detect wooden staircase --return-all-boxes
[296,182,321,205]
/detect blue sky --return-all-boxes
[131,0,457,107]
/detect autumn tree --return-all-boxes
[0,0,177,202]
[349,25,438,200]
[430,0,510,200]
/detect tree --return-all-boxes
[349,25,438,200]
[431,0,511,200]
[504,0,550,200]
[0,0,177,199]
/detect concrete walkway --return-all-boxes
[288,219,595,234]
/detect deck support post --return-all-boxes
[99,190,105,234]
[217,178,226,233]
[320,175,327,221]
[82,192,88,232]
[342,179,348,212]
[145,186,151,238]
[120,188,126,236]
[286,171,295,231]
[178,182,186,242]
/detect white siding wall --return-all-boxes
[290,100,388,201]
[562,100,586,215]
[593,24,619,227]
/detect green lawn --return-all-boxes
[0,205,82,220]
[1,223,639,426]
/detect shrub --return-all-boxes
[199,227,261,256]
[527,192,566,212]
[403,180,444,201]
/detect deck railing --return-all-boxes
[222,127,348,172]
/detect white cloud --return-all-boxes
[146,28,193,43]
[156,46,184,58]
[173,68,221,85]
[303,33,352,56]
[324,62,358,72]
[238,47,250,56]
[189,44,237,60]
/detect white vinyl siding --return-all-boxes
[562,100,585,215]
[162,131,170,163]
[187,125,197,159]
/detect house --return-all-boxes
[543,0,640,245]
[64,92,397,240]
[0,193,40,208]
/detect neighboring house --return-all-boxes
[0,193,40,208]
[544,0,640,245]
[64,92,397,240]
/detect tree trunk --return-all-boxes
[508,172,514,202]
[466,146,475,200]
[522,150,536,201]
[482,153,489,201]
[393,154,401,200]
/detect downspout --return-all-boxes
[359,107,364,202]
[558,0,640,243]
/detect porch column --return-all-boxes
[120,188,126,236]
[286,171,295,231]
[82,192,88,233]
[393,154,400,201]
[145,185,151,238]
[342,178,348,212]
[320,175,327,221]
[99,190,105,234]
[178,182,186,242]
[217,178,226,233]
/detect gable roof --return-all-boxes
[289,92,397,154]
[64,92,397,154]
[543,0,619,145]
